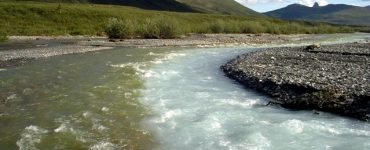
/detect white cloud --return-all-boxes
[235,0,329,6]
[298,0,314,6]
[317,0,329,6]
[298,0,329,7]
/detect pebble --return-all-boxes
[221,43,370,121]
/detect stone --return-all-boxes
[221,43,370,121]
[304,44,320,51]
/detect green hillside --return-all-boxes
[176,0,260,16]
[9,0,259,16]
[0,1,355,37]
[265,3,370,26]
[8,0,196,12]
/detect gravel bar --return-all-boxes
[221,43,370,120]
[0,34,316,68]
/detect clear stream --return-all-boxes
[1,34,370,150]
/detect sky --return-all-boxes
[235,0,370,12]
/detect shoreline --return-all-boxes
[1,33,357,68]
[0,34,315,68]
[221,43,370,121]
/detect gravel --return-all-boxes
[0,34,315,68]
[221,43,370,121]
[0,45,112,68]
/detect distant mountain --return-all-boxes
[16,0,260,16]
[265,2,370,26]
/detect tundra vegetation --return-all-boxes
[0,31,7,42]
[0,35,7,42]
[0,1,357,39]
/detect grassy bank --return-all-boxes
[0,35,6,42]
[0,31,7,42]
[0,1,355,37]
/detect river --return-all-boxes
[1,34,370,150]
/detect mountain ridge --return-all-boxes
[176,0,260,16]
[265,3,370,26]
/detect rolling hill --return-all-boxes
[9,0,195,12]
[10,0,259,16]
[265,2,370,26]
[0,1,354,36]
[177,0,260,16]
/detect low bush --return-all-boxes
[156,18,181,39]
[141,18,160,39]
[0,33,7,42]
[105,18,135,39]
[209,20,225,33]
[141,17,182,39]
[239,21,264,34]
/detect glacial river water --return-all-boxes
[1,34,370,150]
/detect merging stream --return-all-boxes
[1,34,370,150]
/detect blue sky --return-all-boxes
[235,0,370,12]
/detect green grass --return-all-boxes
[0,1,356,38]
[0,35,7,42]
[177,0,260,16]
[12,0,260,16]
[0,31,7,42]
[10,0,196,12]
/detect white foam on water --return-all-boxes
[109,62,147,75]
[17,125,48,150]
[54,123,74,133]
[92,122,108,132]
[243,132,271,150]
[101,107,110,112]
[281,119,304,134]
[140,37,370,150]
[6,94,18,101]
[89,141,119,150]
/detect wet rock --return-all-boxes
[304,44,320,51]
[108,39,119,42]
[221,43,370,121]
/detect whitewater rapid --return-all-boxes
[140,46,370,150]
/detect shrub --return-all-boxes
[194,22,213,33]
[105,18,135,39]
[239,21,264,34]
[141,17,181,39]
[0,36,7,42]
[141,18,160,39]
[157,18,181,39]
[209,20,225,33]
[0,32,7,42]
[224,20,241,33]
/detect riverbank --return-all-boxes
[0,34,321,68]
[221,42,370,120]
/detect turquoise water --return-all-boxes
[141,46,370,150]
[0,33,370,150]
